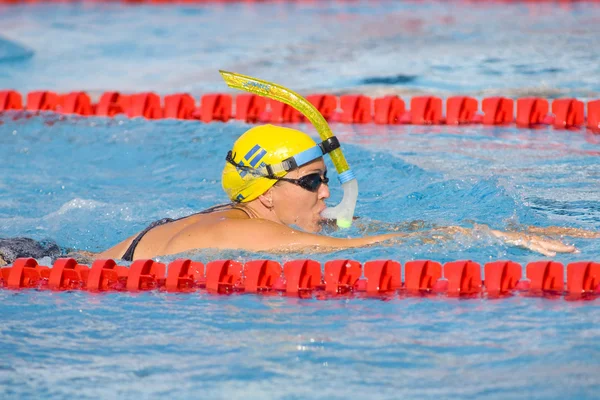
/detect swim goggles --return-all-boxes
[276,171,329,192]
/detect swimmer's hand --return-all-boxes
[488,228,577,257]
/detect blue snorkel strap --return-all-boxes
[264,136,340,176]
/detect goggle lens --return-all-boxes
[296,171,329,192]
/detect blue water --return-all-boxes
[1,2,600,399]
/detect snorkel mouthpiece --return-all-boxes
[321,170,357,228]
[219,70,358,228]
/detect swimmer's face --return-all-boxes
[271,158,330,233]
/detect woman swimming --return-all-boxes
[96,124,581,261]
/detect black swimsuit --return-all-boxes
[121,203,251,261]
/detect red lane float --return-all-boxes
[337,95,372,124]
[404,260,442,292]
[0,90,22,111]
[96,92,131,117]
[205,259,243,293]
[588,100,600,133]
[200,94,232,122]
[243,260,282,293]
[482,97,514,125]
[283,259,322,294]
[446,96,479,125]
[87,259,129,291]
[2,89,599,133]
[363,260,401,294]
[444,260,482,296]
[164,93,196,120]
[261,99,304,123]
[128,92,163,119]
[235,94,266,123]
[516,97,550,127]
[567,262,600,297]
[526,261,564,293]
[26,91,59,112]
[164,259,204,292]
[59,92,94,116]
[307,94,337,121]
[48,258,89,290]
[127,259,165,291]
[552,98,584,129]
[3,258,46,289]
[1,257,599,300]
[374,95,405,125]
[324,259,361,294]
[410,96,443,125]
[484,261,522,296]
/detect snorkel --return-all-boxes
[219,70,358,228]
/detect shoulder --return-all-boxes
[162,217,316,253]
[177,217,297,243]
[162,217,399,255]
[96,233,137,259]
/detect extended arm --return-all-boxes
[403,224,578,257]
[163,218,404,255]
[332,218,581,257]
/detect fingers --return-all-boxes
[493,230,578,255]
[525,241,557,257]
[417,226,579,256]
[526,234,577,253]
[531,238,576,253]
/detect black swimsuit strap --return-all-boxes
[120,203,252,261]
[121,218,174,261]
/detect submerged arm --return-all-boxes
[487,228,577,257]
[523,225,600,239]
[411,224,578,257]
[331,218,581,257]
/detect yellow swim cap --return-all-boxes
[222,124,319,203]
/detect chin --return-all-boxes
[310,220,323,233]
[299,221,321,233]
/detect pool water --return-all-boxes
[1,1,600,399]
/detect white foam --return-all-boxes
[53,198,105,216]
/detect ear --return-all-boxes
[257,188,274,210]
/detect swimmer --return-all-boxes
[95,124,580,261]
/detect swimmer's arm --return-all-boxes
[166,219,404,254]
[339,218,581,257]
[429,225,577,257]
[487,228,577,257]
[524,225,600,239]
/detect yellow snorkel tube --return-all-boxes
[219,70,358,228]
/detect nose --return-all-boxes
[318,180,330,200]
